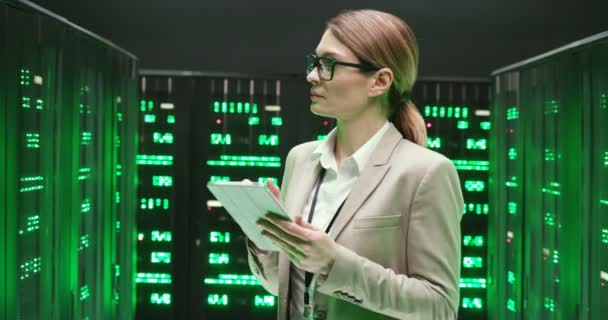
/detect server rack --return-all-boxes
[490,30,608,320]
[1,1,139,319]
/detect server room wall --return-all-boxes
[1,1,139,319]
[135,73,491,320]
[489,33,608,320]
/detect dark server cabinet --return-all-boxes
[490,31,608,320]
[413,79,491,320]
[136,71,305,320]
[1,1,138,319]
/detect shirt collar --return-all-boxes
[312,121,390,174]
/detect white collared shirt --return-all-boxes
[302,121,390,231]
[289,120,391,319]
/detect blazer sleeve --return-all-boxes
[316,157,464,319]
[246,147,297,296]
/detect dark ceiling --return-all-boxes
[29,0,608,78]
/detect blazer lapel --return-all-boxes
[279,149,322,320]
[328,124,403,240]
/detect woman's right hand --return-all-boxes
[247,179,282,255]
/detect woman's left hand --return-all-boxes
[257,214,336,275]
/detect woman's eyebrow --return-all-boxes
[315,50,340,58]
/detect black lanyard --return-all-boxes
[303,168,348,307]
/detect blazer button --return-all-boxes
[313,310,327,320]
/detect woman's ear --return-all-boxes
[369,68,394,98]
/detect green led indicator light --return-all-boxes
[259,134,279,146]
[144,114,156,123]
[152,231,172,242]
[424,106,468,118]
[427,137,441,149]
[463,203,489,215]
[151,252,171,264]
[258,177,278,185]
[508,202,517,215]
[601,229,608,244]
[19,257,41,279]
[81,132,92,146]
[544,148,556,161]
[237,102,243,113]
[463,235,484,247]
[252,103,258,114]
[463,257,483,268]
[213,101,220,113]
[452,160,489,171]
[221,102,228,113]
[317,135,327,141]
[545,213,556,226]
[466,138,487,150]
[211,133,232,145]
[207,155,281,168]
[244,102,250,113]
[22,96,31,108]
[508,148,517,160]
[459,278,487,289]
[210,176,231,183]
[208,294,229,306]
[18,215,40,235]
[204,274,261,286]
[79,234,90,251]
[254,295,275,307]
[20,69,31,86]
[507,107,519,120]
[136,155,174,166]
[26,133,40,149]
[271,117,283,126]
[167,115,176,124]
[136,273,172,284]
[480,121,491,130]
[464,180,485,192]
[507,299,517,312]
[151,293,172,305]
[544,100,559,115]
[229,102,235,113]
[210,231,231,243]
[153,132,174,144]
[209,253,230,264]
[80,285,90,301]
[544,297,555,312]
[541,182,561,196]
[249,117,260,125]
[139,198,170,210]
[505,176,518,188]
[462,297,483,309]
[508,271,516,284]
[457,121,469,129]
[153,176,173,187]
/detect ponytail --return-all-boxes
[388,89,427,147]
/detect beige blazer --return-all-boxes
[247,123,464,320]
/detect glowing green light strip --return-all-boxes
[459,278,487,289]
[136,155,174,166]
[452,160,489,171]
[204,274,261,286]
[136,273,172,284]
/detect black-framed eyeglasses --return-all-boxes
[306,54,379,81]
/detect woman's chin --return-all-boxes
[310,103,331,117]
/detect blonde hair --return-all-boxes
[327,9,427,146]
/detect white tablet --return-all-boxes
[206,180,292,251]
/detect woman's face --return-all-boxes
[306,30,373,121]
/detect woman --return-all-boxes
[246,9,463,320]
